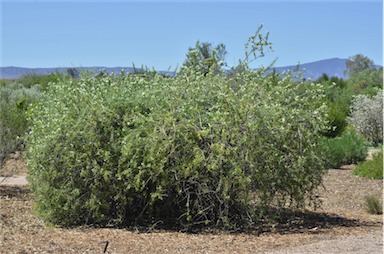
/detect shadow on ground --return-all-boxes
[1,185,377,236]
[0,185,30,200]
[268,209,373,235]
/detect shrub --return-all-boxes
[0,79,12,87]
[364,195,383,215]
[323,88,352,138]
[0,83,42,164]
[347,68,383,96]
[316,75,352,138]
[325,102,349,137]
[349,90,383,145]
[353,149,383,179]
[26,30,329,230]
[25,67,329,230]
[319,129,368,168]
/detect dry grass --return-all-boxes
[0,156,382,253]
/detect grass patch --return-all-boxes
[364,195,383,215]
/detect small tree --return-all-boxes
[349,90,383,145]
[345,54,375,77]
[67,68,80,79]
[182,41,227,76]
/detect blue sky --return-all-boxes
[1,0,382,70]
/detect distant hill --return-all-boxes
[0,58,381,80]
[0,66,137,80]
[270,58,349,80]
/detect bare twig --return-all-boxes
[99,240,109,254]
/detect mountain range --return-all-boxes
[0,58,380,80]
[270,58,349,80]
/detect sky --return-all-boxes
[0,0,382,70]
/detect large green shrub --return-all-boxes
[0,83,42,164]
[26,66,328,230]
[26,28,328,229]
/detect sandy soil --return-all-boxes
[0,150,382,253]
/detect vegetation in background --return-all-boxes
[319,129,368,169]
[345,54,382,96]
[181,41,227,76]
[353,149,383,180]
[316,74,352,138]
[16,72,65,90]
[66,68,80,79]
[347,68,383,96]
[0,79,15,87]
[345,54,376,77]
[315,54,381,169]
[0,83,42,164]
[0,71,79,164]
[349,91,383,146]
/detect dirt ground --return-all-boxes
[0,151,382,253]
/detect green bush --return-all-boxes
[26,28,329,229]
[347,68,383,96]
[353,150,383,179]
[323,94,351,138]
[25,66,329,230]
[0,83,42,164]
[320,129,368,168]
[317,75,352,138]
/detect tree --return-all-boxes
[316,73,329,83]
[347,67,383,95]
[182,41,227,76]
[67,68,80,79]
[345,54,375,77]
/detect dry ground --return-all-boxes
[0,151,382,253]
